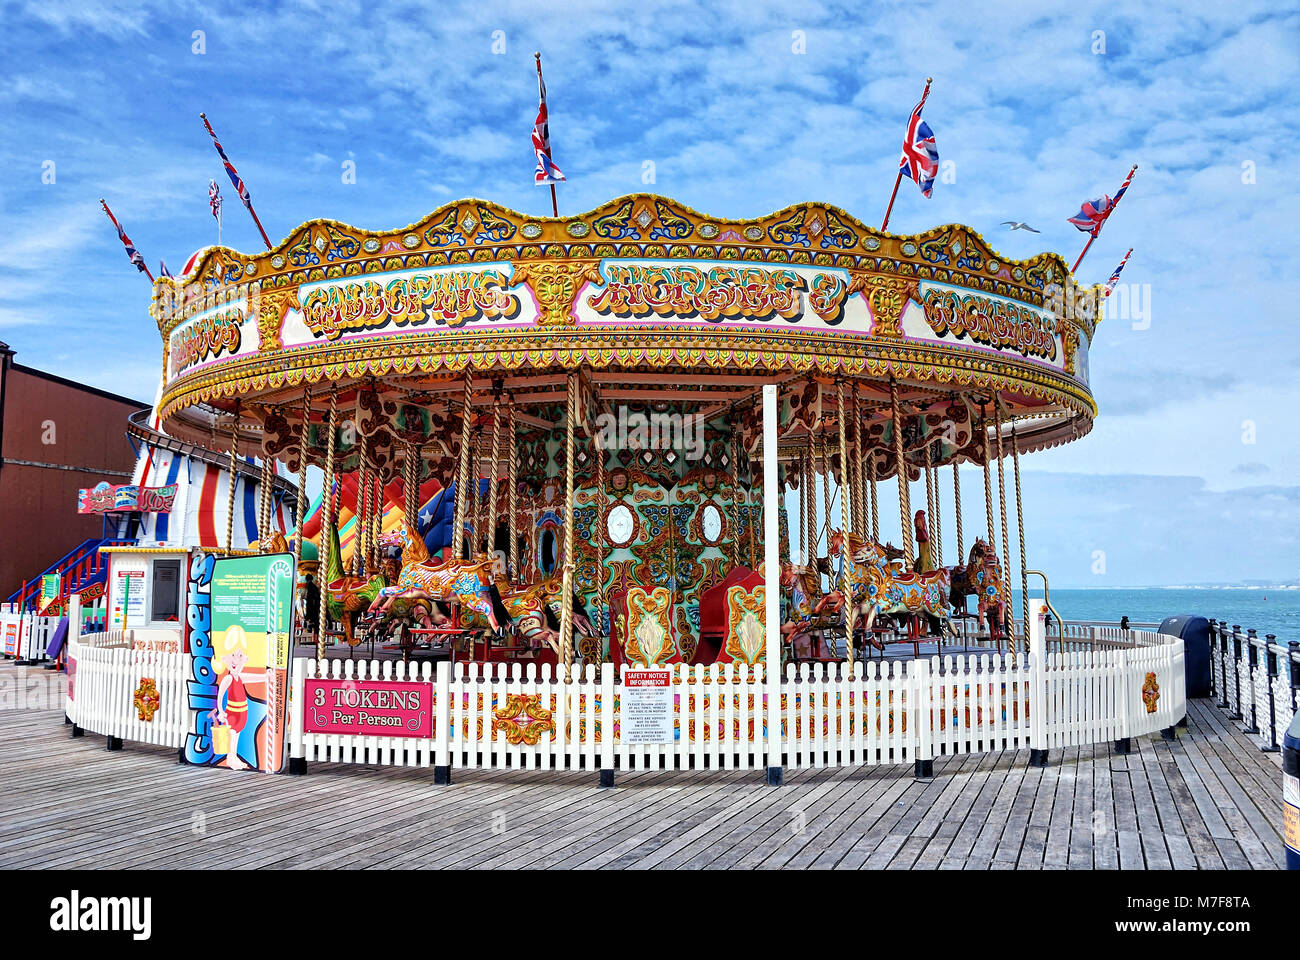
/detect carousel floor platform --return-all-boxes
[0,664,1285,870]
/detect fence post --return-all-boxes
[599,663,616,787]
[1029,600,1049,766]
[287,657,307,774]
[1243,629,1260,733]
[1229,625,1244,720]
[913,657,933,779]
[434,659,451,784]
[762,383,783,786]
[64,594,81,726]
[1262,637,1280,753]
[1217,621,1230,709]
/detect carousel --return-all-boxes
[150,193,1099,680]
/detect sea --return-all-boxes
[1030,588,1300,643]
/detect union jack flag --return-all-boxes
[532,62,565,184]
[159,259,173,278]
[100,200,147,273]
[201,114,253,209]
[899,93,939,198]
[1070,164,1136,237]
[1104,247,1133,297]
[208,179,223,219]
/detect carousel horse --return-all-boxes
[780,561,849,659]
[365,524,505,632]
[830,531,957,648]
[497,570,598,655]
[949,538,1012,644]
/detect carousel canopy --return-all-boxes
[150,194,1101,478]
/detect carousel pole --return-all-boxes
[293,389,310,568]
[452,374,474,560]
[404,441,420,534]
[852,388,866,542]
[746,444,759,572]
[225,402,241,554]
[594,415,608,637]
[981,403,996,549]
[890,379,913,565]
[836,380,856,672]
[869,460,879,543]
[507,399,520,579]
[994,401,1014,661]
[800,443,811,565]
[356,436,370,576]
[559,373,578,683]
[317,389,339,670]
[486,388,504,563]
[727,421,742,571]
[952,462,964,562]
[923,459,934,547]
[1011,419,1029,644]
[818,429,831,580]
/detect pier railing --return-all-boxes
[1207,620,1299,753]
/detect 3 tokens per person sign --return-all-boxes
[621,668,674,744]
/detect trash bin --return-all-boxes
[1158,614,1212,698]
[1285,713,1299,871]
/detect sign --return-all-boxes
[203,553,295,773]
[3,618,20,657]
[1285,772,1299,857]
[621,668,674,744]
[109,558,147,630]
[39,575,60,613]
[78,482,177,515]
[303,679,433,738]
[182,553,218,764]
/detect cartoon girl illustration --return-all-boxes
[209,625,251,771]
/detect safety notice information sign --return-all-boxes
[621,668,674,744]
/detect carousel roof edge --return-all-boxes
[151,192,1087,303]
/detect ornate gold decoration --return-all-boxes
[492,693,556,745]
[1142,672,1160,714]
[724,585,766,665]
[512,260,603,327]
[623,586,674,666]
[133,677,161,722]
[851,274,919,340]
[256,288,294,352]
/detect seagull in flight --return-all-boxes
[1001,221,1040,233]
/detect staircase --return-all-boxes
[6,538,133,612]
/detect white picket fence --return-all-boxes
[64,634,191,750]
[284,607,1186,775]
[55,605,1188,779]
[0,607,64,662]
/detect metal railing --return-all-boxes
[1206,619,1299,753]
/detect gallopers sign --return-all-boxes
[183,551,294,773]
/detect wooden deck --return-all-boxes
[0,664,1286,869]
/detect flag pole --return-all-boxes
[535,53,559,218]
[99,199,154,282]
[1072,164,1138,273]
[881,77,932,232]
[199,112,273,250]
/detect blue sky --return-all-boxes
[1,0,1297,585]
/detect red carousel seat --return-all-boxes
[693,567,761,665]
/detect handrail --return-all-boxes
[1025,569,1065,653]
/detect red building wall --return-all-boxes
[0,347,149,601]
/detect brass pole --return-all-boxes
[890,379,913,565]
[225,401,241,554]
[1011,419,1029,644]
[451,374,473,560]
[507,399,520,579]
[559,373,578,682]
[836,381,855,673]
[317,389,338,670]
[995,401,1014,662]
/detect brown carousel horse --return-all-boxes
[948,538,1012,646]
[496,570,598,655]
